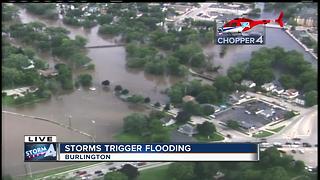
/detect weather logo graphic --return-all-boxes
[215,11,284,45]
[24,143,57,161]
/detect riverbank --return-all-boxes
[265,24,318,60]
[2,110,95,141]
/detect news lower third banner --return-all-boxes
[24,136,259,162]
[57,143,259,161]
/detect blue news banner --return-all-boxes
[24,143,259,162]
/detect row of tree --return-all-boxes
[99,147,316,180]
[9,22,91,68]
[3,4,19,21]
[23,3,59,20]
[125,43,189,76]
[166,147,316,180]
[2,41,55,104]
[168,78,234,106]
[122,111,170,142]
[227,47,317,107]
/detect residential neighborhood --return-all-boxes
[2,2,317,180]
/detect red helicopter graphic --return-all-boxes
[218,11,284,35]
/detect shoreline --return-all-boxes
[265,24,318,60]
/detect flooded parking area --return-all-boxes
[215,100,289,130]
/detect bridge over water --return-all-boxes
[85,44,125,48]
[188,68,216,82]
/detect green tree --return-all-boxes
[102,80,110,86]
[197,121,216,137]
[214,76,234,93]
[78,74,92,87]
[154,102,161,107]
[183,101,203,116]
[226,120,240,130]
[279,74,298,89]
[201,105,215,116]
[97,14,113,25]
[3,4,18,21]
[176,111,191,124]
[119,164,139,180]
[194,162,219,179]
[123,113,148,135]
[121,89,129,95]
[263,166,289,180]
[305,91,317,107]
[167,162,195,180]
[115,85,123,92]
[196,91,218,104]
[241,169,262,180]
[164,103,170,111]
[74,35,88,48]
[127,95,144,104]
[144,97,151,103]
[227,63,247,83]
[104,171,128,180]
[293,160,305,173]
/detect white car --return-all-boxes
[299,149,305,154]
[273,142,282,146]
[209,114,216,119]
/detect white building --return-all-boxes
[272,86,285,95]
[295,97,305,106]
[282,89,299,99]
[241,80,256,88]
[261,82,276,91]
[2,86,38,99]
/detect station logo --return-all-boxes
[24,135,57,161]
[215,11,284,45]
[24,143,57,161]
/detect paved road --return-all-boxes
[38,162,171,180]
[174,3,215,25]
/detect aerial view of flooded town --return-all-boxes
[2,2,318,180]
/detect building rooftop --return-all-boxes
[178,124,198,135]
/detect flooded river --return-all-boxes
[2,6,317,177]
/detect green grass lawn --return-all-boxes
[2,96,14,106]
[138,165,170,180]
[252,130,274,138]
[23,162,98,179]
[195,132,225,142]
[267,125,286,133]
[2,95,48,107]
[113,132,144,142]
[164,124,178,132]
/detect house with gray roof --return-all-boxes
[160,116,176,127]
[178,124,198,137]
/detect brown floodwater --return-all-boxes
[2,6,317,177]
[2,8,183,177]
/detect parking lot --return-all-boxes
[215,100,289,130]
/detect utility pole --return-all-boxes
[24,163,32,178]
[91,120,96,142]
[68,115,72,128]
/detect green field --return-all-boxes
[195,132,225,142]
[138,165,170,180]
[252,130,274,138]
[267,125,286,133]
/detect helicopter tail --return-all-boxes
[275,11,284,27]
